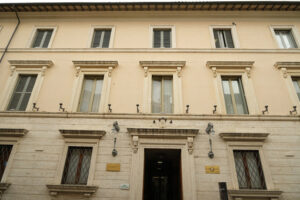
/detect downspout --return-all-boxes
[0,6,20,64]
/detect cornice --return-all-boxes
[59,129,106,139]
[219,132,269,142]
[0,112,299,122]
[274,61,300,69]
[0,128,28,137]
[8,60,53,67]
[127,128,198,138]
[72,60,118,68]
[140,61,186,68]
[206,61,255,69]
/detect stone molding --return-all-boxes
[140,61,186,77]
[206,61,254,78]
[72,60,118,77]
[0,128,28,137]
[8,60,53,77]
[127,128,198,154]
[228,189,282,200]
[59,129,106,139]
[46,184,98,197]
[0,183,11,197]
[219,132,269,142]
[274,61,300,78]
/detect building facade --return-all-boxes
[0,1,299,200]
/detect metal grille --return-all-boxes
[61,147,92,185]
[234,150,266,189]
[0,145,13,181]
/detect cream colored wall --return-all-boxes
[0,11,299,115]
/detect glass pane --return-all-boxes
[25,76,37,92]
[234,151,248,189]
[163,77,173,113]
[246,151,263,189]
[213,30,221,48]
[78,149,92,184]
[92,30,102,47]
[63,148,80,184]
[224,29,234,48]
[232,80,248,114]
[102,30,111,48]
[42,30,53,48]
[163,30,171,48]
[32,30,44,47]
[0,145,13,181]
[275,31,284,48]
[152,77,162,113]
[153,30,161,48]
[7,93,21,110]
[91,78,103,112]
[292,79,300,100]
[15,76,27,92]
[222,79,234,114]
[19,93,31,111]
[79,78,93,112]
[218,30,226,48]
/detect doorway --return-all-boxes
[143,149,182,200]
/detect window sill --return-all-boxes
[228,189,282,200]
[46,184,98,197]
[0,183,11,195]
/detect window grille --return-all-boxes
[0,145,13,181]
[91,29,111,48]
[234,150,266,189]
[32,29,53,48]
[7,75,37,111]
[153,29,171,48]
[213,29,234,48]
[61,147,92,185]
[274,30,298,48]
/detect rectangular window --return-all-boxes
[152,76,173,113]
[61,147,92,185]
[7,75,37,111]
[0,145,13,181]
[213,29,234,48]
[292,77,300,100]
[91,29,111,48]
[153,29,171,48]
[274,30,298,48]
[78,76,104,112]
[233,150,266,189]
[32,29,53,48]
[222,77,248,114]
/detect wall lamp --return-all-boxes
[32,103,39,111]
[59,103,65,112]
[290,106,297,115]
[262,105,268,115]
[206,122,215,159]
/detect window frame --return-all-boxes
[140,61,185,114]
[209,25,239,48]
[207,61,259,115]
[150,25,176,48]
[274,62,300,109]
[0,60,53,111]
[70,61,118,113]
[270,25,300,49]
[88,26,115,48]
[28,26,57,48]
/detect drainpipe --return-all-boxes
[0,6,20,64]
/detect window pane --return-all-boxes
[91,78,103,112]
[292,79,300,100]
[32,30,44,48]
[92,30,102,47]
[234,151,248,189]
[213,30,221,48]
[153,30,161,48]
[222,79,234,114]
[62,147,92,185]
[224,29,234,48]
[163,77,173,113]
[79,78,93,112]
[163,29,171,48]
[246,151,263,189]
[102,30,111,48]
[152,77,162,113]
[32,29,53,48]
[42,30,53,48]
[275,32,284,48]
[275,30,298,48]
[232,80,248,114]
[0,145,13,181]
[7,75,37,111]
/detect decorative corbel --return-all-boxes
[144,67,148,77]
[246,67,251,78]
[75,66,81,77]
[212,67,217,78]
[177,67,182,77]
[41,66,47,77]
[281,67,288,78]
[132,136,139,153]
[108,67,113,77]
[10,66,16,76]
[187,137,194,154]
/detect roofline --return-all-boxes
[0,1,299,12]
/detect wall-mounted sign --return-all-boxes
[106,163,121,172]
[205,166,220,174]
[120,183,130,190]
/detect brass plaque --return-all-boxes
[205,166,220,174]
[106,163,121,172]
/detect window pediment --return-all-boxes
[46,184,98,197]
[274,62,300,78]
[8,60,53,76]
[59,129,106,139]
[127,128,198,138]
[207,61,254,77]
[219,132,269,142]
[140,61,185,77]
[0,128,28,137]
[73,60,118,77]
